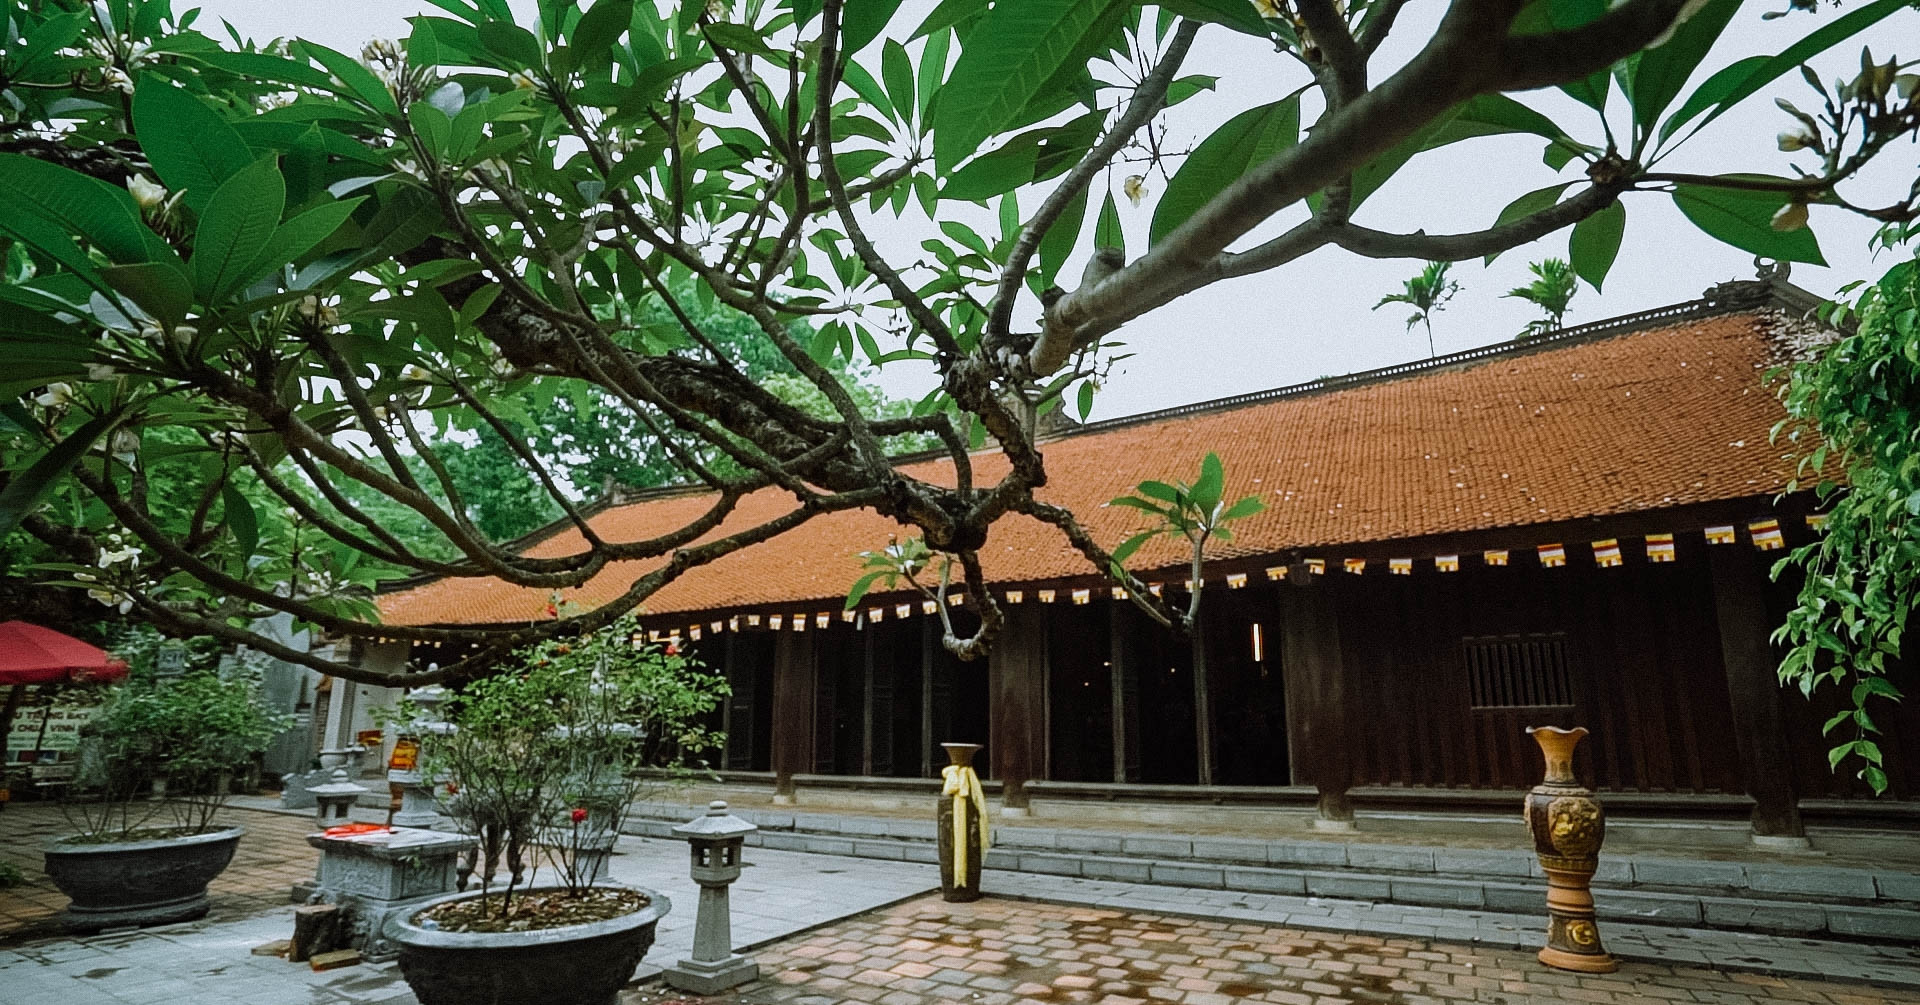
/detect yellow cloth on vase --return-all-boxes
[939,764,991,882]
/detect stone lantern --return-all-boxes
[663,800,759,994]
[388,681,451,828]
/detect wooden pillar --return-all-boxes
[770,631,816,805]
[990,604,1046,814]
[1708,541,1806,842]
[861,628,876,777]
[921,618,936,778]
[1279,570,1353,828]
[720,634,736,769]
[1192,604,1215,787]
[1109,601,1133,783]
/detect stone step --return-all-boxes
[623,805,1920,944]
[625,803,1919,906]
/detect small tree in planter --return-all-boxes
[383,618,719,1005]
[402,616,726,927]
[45,666,289,931]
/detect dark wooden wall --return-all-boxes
[709,510,1920,804]
[1326,546,1742,792]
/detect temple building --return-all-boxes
[371,277,1918,843]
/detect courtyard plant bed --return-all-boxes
[44,662,287,932]
[384,619,720,1005]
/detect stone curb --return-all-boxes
[625,803,1918,905]
[621,813,1920,943]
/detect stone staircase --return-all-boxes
[623,803,1920,943]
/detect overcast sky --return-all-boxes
[194,0,1920,420]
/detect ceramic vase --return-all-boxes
[937,742,984,903]
[1523,726,1617,973]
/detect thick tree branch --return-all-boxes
[1036,0,1688,373]
[991,20,1201,345]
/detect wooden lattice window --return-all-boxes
[1462,633,1575,708]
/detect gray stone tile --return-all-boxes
[1266,841,1348,868]
[1389,877,1487,908]
[1147,862,1224,888]
[1746,864,1878,899]
[1346,843,1434,872]
[1629,856,1746,890]
[995,828,1055,850]
[1188,838,1268,864]
[1825,905,1920,940]
[1594,890,1703,925]
[1221,866,1306,896]
[1302,872,1391,900]
[1482,882,1546,914]
[1431,848,1534,878]
[1698,897,1826,934]
[1016,853,1082,877]
[852,839,907,860]
[1079,857,1152,883]
[799,835,856,856]
[1054,831,1124,855]
[1592,857,1634,885]
[1121,835,1193,858]
[1874,870,1920,902]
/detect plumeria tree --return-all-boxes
[1774,251,1920,793]
[1,0,1916,684]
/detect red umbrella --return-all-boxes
[1,623,127,792]
[0,621,128,685]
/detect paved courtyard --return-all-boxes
[4,802,1920,1004]
[683,895,1920,1005]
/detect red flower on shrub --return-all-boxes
[571,807,588,824]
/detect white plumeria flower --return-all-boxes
[127,174,167,210]
[109,427,140,459]
[99,545,142,567]
[34,382,74,408]
[86,362,120,381]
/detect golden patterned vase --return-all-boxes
[1523,726,1617,973]
[937,743,986,903]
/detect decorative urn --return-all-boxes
[1523,725,1616,973]
[937,742,988,903]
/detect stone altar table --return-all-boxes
[305,826,476,962]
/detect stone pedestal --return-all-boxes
[387,769,444,828]
[304,826,476,962]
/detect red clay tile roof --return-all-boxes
[378,308,1805,626]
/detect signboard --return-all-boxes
[155,644,186,678]
[6,704,99,760]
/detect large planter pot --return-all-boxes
[1523,726,1616,973]
[386,883,671,1005]
[43,825,244,932]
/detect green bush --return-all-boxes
[64,670,291,840]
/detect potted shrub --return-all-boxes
[44,667,289,932]
[385,618,726,1005]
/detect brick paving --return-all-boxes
[0,801,325,941]
[650,895,1920,1005]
